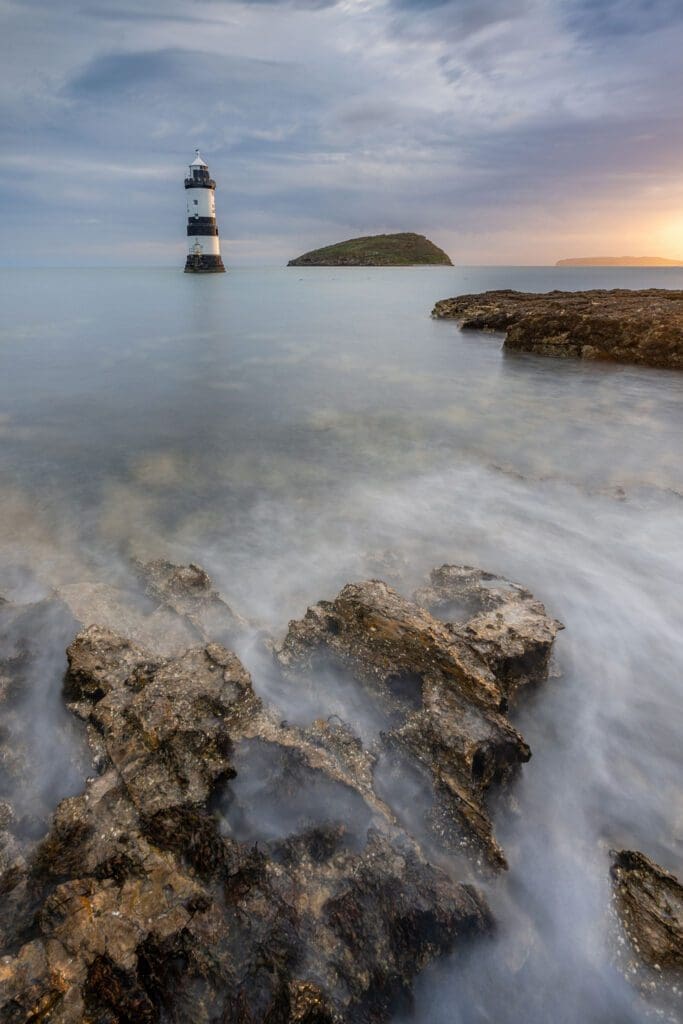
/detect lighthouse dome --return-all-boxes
[190,149,208,168]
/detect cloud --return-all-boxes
[1,0,683,264]
[565,0,683,40]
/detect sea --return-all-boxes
[1,265,682,1022]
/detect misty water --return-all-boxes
[1,265,682,1021]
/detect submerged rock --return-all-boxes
[134,558,247,643]
[276,573,561,867]
[57,559,246,660]
[56,581,197,658]
[431,289,683,369]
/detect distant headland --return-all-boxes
[287,232,452,267]
[556,256,683,267]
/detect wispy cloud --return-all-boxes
[1,0,683,264]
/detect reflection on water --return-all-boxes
[0,266,682,1022]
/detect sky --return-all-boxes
[2,0,683,266]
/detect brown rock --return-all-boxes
[432,289,683,369]
[275,577,560,867]
[610,849,683,970]
[0,624,491,1023]
[414,565,563,701]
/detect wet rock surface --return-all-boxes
[0,562,563,1022]
[431,289,683,369]
[611,850,683,971]
[276,572,561,868]
[57,559,246,660]
[609,850,683,1020]
[414,565,563,702]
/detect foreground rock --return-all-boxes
[432,289,683,369]
[611,850,683,971]
[0,625,491,1023]
[0,562,561,1022]
[276,572,561,868]
[288,233,452,267]
[610,850,683,1020]
[414,565,563,702]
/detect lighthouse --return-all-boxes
[184,150,226,273]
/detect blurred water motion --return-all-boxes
[0,265,681,1022]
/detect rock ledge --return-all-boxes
[432,289,683,369]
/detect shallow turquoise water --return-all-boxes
[0,266,681,1022]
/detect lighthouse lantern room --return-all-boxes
[184,150,226,273]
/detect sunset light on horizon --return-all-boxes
[2,0,683,265]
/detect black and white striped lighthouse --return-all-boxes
[184,150,226,273]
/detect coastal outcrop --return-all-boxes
[0,561,562,1022]
[431,289,683,369]
[275,573,561,868]
[0,625,491,1024]
[288,233,452,267]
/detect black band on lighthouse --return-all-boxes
[187,223,219,236]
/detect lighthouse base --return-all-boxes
[184,254,226,273]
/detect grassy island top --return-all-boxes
[288,232,453,266]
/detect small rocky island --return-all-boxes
[432,289,683,369]
[288,232,452,266]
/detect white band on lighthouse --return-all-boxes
[187,235,221,256]
[184,150,226,273]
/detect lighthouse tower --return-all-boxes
[184,150,226,273]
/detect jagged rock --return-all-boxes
[610,850,683,970]
[0,626,491,1023]
[57,581,198,658]
[414,565,563,701]
[276,580,508,715]
[275,578,559,867]
[64,629,257,814]
[432,289,683,369]
[0,562,562,1020]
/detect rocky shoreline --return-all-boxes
[431,289,683,369]
[0,561,680,1022]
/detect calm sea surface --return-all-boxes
[1,266,682,1022]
